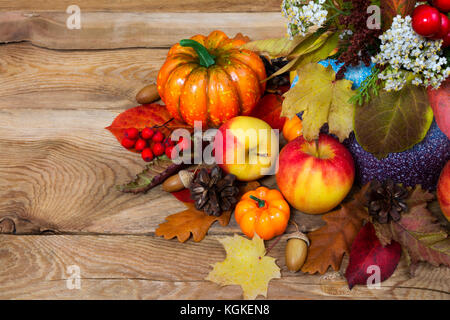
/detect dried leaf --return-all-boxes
[155,203,232,242]
[292,31,339,70]
[301,184,371,274]
[106,103,191,152]
[250,94,286,130]
[282,63,355,141]
[405,185,435,208]
[381,0,416,30]
[241,30,317,59]
[345,223,402,289]
[117,158,186,193]
[265,31,335,81]
[373,185,450,268]
[391,204,450,267]
[354,84,433,158]
[156,181,260,242]
[206,234,281,300]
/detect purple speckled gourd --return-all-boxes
[344,121,450,190]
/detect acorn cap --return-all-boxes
[287,231,310,247]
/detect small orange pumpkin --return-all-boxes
[157,31,266,127]
[234,187,290,240]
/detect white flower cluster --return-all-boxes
[372,15,449,91]
[281,0,328,38]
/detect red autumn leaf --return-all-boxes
[250,94,286,130]
[171,188,194,203]
[345,223,402,289]
[381,0,416,29]
[106,103,191,152]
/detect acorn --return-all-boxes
[285,231,309,272]
[136,84,159,104]
[162,170,194,192]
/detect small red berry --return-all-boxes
[124,128,139,140]
[121,137,136,149]
[176,136,190,152]
[141,127,154,140]
[412,5,442,37]
[165,145,175,159]
[152,142,165,156]
[134,139,147,152]
[431,13,449,39]
[432,0,450,13]
[141,148,154,162]
[152,131,164,143]
[163,137,174,147]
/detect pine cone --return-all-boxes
[189,166,239,216]
[366,179,409,224]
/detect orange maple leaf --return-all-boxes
[156,181,260,242]
[301,184,370,274]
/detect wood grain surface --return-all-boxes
[0,0,448,300]
[0,0,282,12]
[1,234,449,299]
[0,12,285,49]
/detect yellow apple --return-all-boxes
[214,116,278,181]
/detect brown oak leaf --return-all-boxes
[301,184,370,274]
[155,181,260,242]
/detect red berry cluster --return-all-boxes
[121,127,188,162]
[412,2,450,47]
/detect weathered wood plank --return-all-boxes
[0,0,282,12]
[0,234,448,299]
[0,43,165,109]
[0,12,285,49]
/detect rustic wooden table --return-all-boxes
[0,0,449,300]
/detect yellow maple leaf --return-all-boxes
[205,234,281,300]
[282,62,355,142]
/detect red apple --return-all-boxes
[276,134,355,214]
[437,160,450,222]
[214,116,278,181]
[428,78,450,139]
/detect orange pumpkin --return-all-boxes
[157,31,266,127]
[235,187,290,240]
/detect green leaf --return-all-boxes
[282,63,355,141]
[293,31,340,70]
[241,27,318,59]
[117,158,186,193]
[354,84,434,159]
[265,31,336,81]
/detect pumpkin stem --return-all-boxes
[249,195,266,208]
[180,39,216,68]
